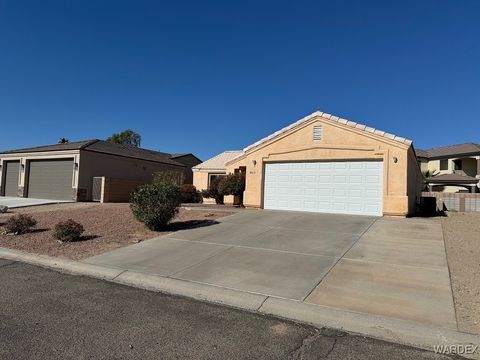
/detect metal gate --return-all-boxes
[92,177,102,202]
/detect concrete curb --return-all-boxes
[261,298,480,359]
[114,271,267,311]
[1,247,478,359]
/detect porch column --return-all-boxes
[477,157,480,178]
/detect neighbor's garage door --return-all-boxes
[3,160,20,196]
[263,161,383,216]
[27,159,74,200]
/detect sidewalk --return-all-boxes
[0,246,478,359]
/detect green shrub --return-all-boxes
[179,184,202,203]
[4,214,37,235]
[53,219,85,242]
[153,170,185,186]
[217,174,246,205]
[130,183,181,230]
[200,177,224,204]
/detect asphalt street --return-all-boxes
[0,259,456,359]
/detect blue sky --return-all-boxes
[0,0,479,160]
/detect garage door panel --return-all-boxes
[264,161,383,216]
[3,161,20,196]
[27,159,74,200]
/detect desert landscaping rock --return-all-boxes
[442,212,480,334]
[0,203,232,260]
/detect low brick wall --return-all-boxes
[101,177,148,203]
[422,192,480,212]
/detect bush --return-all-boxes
[217,174,246,205]
[200,177,224,204]
[179,184,202,203]
[53,219,85,242]
[130,183,181,230]
[4,214,37,235]
[153,170,185,186]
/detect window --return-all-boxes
[313,125,323,141]
[454,159,462,170]
[208,174,225,187]
[440,159,448,171]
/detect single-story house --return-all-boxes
[417,143,480,193]
[0,139,201,202]
[204,110,422,217]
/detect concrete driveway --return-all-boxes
[84,210,456,329]
[0,196,70,208]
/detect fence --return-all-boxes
[421,192,480,212]
[97,177,147,203]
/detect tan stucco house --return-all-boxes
[0,140,201,202]
[192,150,243,204]
[417,143,480,193]
[200,110,422,216]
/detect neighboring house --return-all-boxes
[192,150,243,190]
[0,140,201,202]
[192,150,243,204]
[417,143,480,193]
[222,110,422,217]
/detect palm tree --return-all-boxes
[422,169,439,191]
[422,169,439,179]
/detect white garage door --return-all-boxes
[263,161,383,216]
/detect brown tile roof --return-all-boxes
[417,143,480,159]
[85,141,184,166]
[426,173,480,184]
[0,139,98,154]
[0,140,185,167]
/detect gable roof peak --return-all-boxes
[242,110,412,154]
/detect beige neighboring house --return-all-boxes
[417,143,480,193]
[0,140,201,202]
[193,150,243,204]
[221,110,422,217]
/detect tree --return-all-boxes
[106,129,141,147]
[200,177,224,205]
[422,169,439,191]
[58,138,69,144]
[217,173,246,205]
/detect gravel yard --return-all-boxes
[442,212,480,334]
[0,203,232,260]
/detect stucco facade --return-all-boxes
[0,140,193,201]
[226,112,422,216]
[192,150,243,205]
[77,150,184,201]
[0,150,81,199]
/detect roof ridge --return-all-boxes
[81,139,100,149]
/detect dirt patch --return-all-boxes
[442,212,480,334]
[0,203,232,261]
